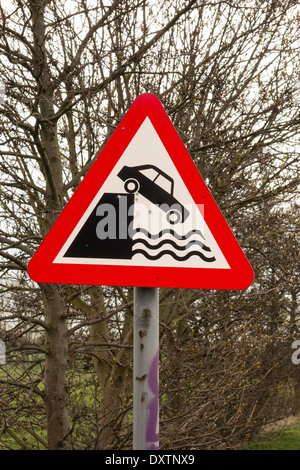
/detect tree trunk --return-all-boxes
[29,1,69,448]
[43,285,71,449]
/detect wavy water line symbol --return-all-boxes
[132,248,216,262]
[132,228,216,263]
[133,238,211,252]
[133,227,205,240]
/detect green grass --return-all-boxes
[242,420,300,450]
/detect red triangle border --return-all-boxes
[28,94,254,289]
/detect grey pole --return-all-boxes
[133,287,159,450]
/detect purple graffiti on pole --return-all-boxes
[146,349,159,450]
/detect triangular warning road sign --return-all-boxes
[28,94,254,289]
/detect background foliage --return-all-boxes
[0,0,299,449]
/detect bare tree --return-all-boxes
[0,0,299,449]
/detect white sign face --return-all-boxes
[55,118,229,269]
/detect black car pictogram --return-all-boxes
[117,164,189,224]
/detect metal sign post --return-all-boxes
[133,287,159,450]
